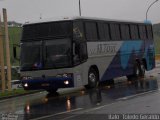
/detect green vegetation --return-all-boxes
[154,34,160,54]
[0,27,21,82]
[1,26,21,66]
[153,23,160,54]
[0,89,31,98]
[8,27,22,66]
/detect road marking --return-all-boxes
[30,108,83,120]
[53,102,122,120]
[75,102,121,114]
[61,115,80,120]
[61,90,160,120]
[116,89,158,101]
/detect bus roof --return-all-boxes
[24,16,152,25]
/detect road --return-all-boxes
[0,65,160,120]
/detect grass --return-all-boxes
[0,89,37,98]
[155,55,160,60]
[1,27,22,66]
[9,27,22,66]
[154,35,160,54]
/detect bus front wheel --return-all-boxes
[86,68,99,89]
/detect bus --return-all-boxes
[20,17,155,93]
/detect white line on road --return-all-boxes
[58,102,122,120]
[30,108,83,120]
[116,89,159,101]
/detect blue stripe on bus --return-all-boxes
[101,40,144,81]
[101,40,155,81]
[120,41,143,69]
[144,42,155,70]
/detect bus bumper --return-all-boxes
[21,77,74,90]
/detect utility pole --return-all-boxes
[79,0,81,16]
[3,8,11,91]
[0,14,6,92]
[146,0,159,21]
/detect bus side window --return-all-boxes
[139,25,147,40]
[130,25,139,40]
[73,43,80,65]
[79,42,88,62]
[146,25,153,40]
[120,24,130,40]
[85,22,98,41]
[73,42,87,65]
[73,21,84,41]
[109,23,121,40]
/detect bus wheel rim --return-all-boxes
[89,73,96,83]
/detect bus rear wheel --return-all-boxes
[86,68,99,89]
[127,61,145,81]
[133,61,145,78]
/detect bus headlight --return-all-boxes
[24,83,28,87]
[64,80,69,85]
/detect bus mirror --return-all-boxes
[13,46,20,60]
[13,46,17,59]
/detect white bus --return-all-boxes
[21,17,155,93]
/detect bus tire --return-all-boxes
[86,67,99,89]
[127,60,145,81]
[46,88,58,94]
[134,61,146,77]
[139,61,145,77]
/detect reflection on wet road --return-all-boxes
[23,78,159,120]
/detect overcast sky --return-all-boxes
[0,0,160,24]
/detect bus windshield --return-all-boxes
[21,41,42,71]
[20,39,71,71]
[44,39,71,69]
[22,21,72,40]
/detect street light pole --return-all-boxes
[79,0,81,16]
[146,0,159,21]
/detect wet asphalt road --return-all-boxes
[0,67,160,120]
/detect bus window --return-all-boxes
[146,25,153,40]
[20,41,42,71]
[109,23,121,40]
[85,22,98,41]
[130,25,139,40]
[98,23,110,41]
[139,25,147,40]
[73,21,84,41]
[120,24,130,40]
[73,42,87,65]
[79,42,88,62]
[22,21,72,41]
[44,39,72,69]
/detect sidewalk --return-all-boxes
[156,60,160,68]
